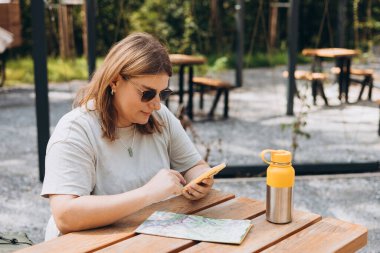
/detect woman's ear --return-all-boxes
[109,81,117,91]
[110,77,119,90]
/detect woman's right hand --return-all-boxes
[142,169,186,204]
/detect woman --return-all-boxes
[41,33,213,240]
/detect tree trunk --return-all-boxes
[58,4,76,58]
[82,3,88,58]
[211,0,223,54]
[269,1,278,49]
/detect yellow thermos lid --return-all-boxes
[260,149,295,188]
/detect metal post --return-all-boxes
[187,66,194,119]
[235,0,244,87]
[86,0,96,79]
[337,0,347,48]
[286,0,299,116]
[31,0,50,182]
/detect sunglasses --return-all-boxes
[123,77,173,102]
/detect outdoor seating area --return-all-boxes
[168,54,234,119]
[1,1,380,252]
[1,67,379,251]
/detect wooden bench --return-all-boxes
[192,77,234,118]
[283,70,329,105]
[331,67,374,101]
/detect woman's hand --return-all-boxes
[182,177,214,200]
[142,169,186,204]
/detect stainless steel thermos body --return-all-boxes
[266,185,293,224]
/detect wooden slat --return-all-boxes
[95,197,266,253]
[192,77,233,88]
[282,71,327,81]
[350,68,374,76]
[17,190,234,253]
[331,67,374,76]
[261,217,368,253]
[169,54,206,65]
[302,48,359,58]
[182,210,321,253]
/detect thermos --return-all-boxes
[261,149,295,224]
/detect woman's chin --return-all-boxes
[136,115,150,125]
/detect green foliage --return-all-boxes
[5,57,91,85]
[129,0,199,54]
[5,0,380,85]
[280,82,311,161]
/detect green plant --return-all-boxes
[175,104,223,162]
[281,81,311,161]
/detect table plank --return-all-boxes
[95,197,266,253]
[17,189,234,253]
[302,48,359,58]
[169,54,206,65]
[182,209,321,253]
[261,217,368,253]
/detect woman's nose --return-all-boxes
[149,96,161,110]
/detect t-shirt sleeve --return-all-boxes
[160,106,202,172]
[41,117,96,198]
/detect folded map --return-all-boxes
[135,211,253,244]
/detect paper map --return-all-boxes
[135,211,253,244]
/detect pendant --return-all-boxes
[128,147,133,157]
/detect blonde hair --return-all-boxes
[75,32,172,141]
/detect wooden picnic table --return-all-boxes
[302,48,360,103]
[169,54,207,119]
[18,189,367,253]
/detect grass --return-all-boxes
[4,57,103,86]
[3,52,310,85]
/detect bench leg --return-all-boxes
[368,77,373,101]
[199,85,204,109]
[311,80,318,105]
[357,76,369,101]
[224,89,229,118]
[317,80,329,106]
[208,89,223,118]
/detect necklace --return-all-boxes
[119,125,136,157]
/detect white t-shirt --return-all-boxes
[41,102,201,240]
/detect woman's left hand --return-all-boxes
[182,177,214,200]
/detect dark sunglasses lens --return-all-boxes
[141,90,157,102]
[160,89,173,101]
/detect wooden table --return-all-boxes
[169,54,206,119]
[302,48,360,103]
[18,190,367,253]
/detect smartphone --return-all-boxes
[183,162,227,190]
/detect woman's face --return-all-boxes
[111,74,170,127]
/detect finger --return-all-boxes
[170,170,187,185]
[201,178,214,186]
[182,189,198,200]
[189,183,209,195]
[186,186,204,198]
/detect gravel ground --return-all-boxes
[0,66,379,252]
